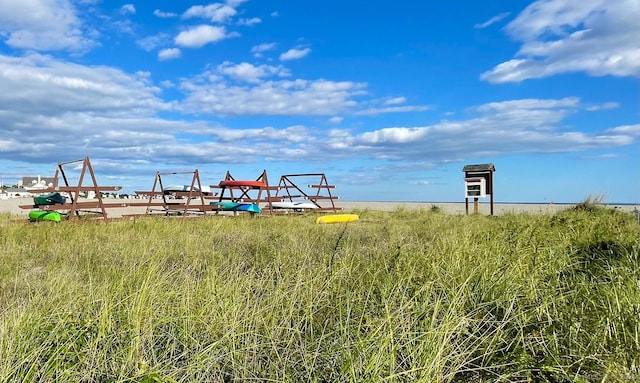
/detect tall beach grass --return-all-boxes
[0,205,638,382]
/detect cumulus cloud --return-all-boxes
[183,3,238,23]
[238,17,261,26]
[158,48,181,61]
[120,4,135,15]
[252,42,276,57]
[154,9,177,18]
[175,63,444,118]
[175,25,228,48]
[482,0,640,82]
[280,48,311,61]
[0,53,167,117]
[0,53,178,165]
[198,125,310,143]
[607,124,640,136]
[337,97,633,162]
[216,61,290,83]
[137,33,171,51]
[179,76,367,116]
[356,105,433,116]
[0,54,635,184]
[0,0,95,51]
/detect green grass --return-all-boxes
[1,207,639,382]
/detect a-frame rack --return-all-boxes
[213,169,280,214]
[134,170,217,216]
[20,157,122,219]
[275,173,341,212]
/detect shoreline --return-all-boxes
[1,197,638,219]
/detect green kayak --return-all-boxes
[29,210,63,222]
[33,192,66,206]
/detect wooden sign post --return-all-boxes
[463,164,495,215]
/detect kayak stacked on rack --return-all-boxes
[29,192,68,222]
[33,192,67,206]
[28,210,63,222]
[270,201,318,211]
[210,201,262,214]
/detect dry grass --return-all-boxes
[0,206,639,382]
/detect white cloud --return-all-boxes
[585,102,619,111]
[154,9,177,18]
[338,98,635,161]
[0,54,635,178]
[385,97,407,105]
[0,0,95,51]
[280,48,311,61]
[183,3,238,23]
[482,0,640,83]
[354,96,432,116]
[120,4,135,15]
[175,25,228,48]
[179,76,367,116]
[199,125,310,143]
[178,64,434,117]
[0,53,177,164]
[474,12,510,29]
[137,33,171,51]
[158,48,181,61]
[356,105,433,116]
[0,53,167,117]
[476,97,580,112]
[226,0,248,7]
[217,61,290,83]
[472,98,580,131]
[238,17,261,26]
[607,124,640,136]
[358,127,426,144]
[252,42,276,57]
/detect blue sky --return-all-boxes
[0,0,638,203]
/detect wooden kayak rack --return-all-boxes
[20,160,343,219]
[273,173,341,212]
[212,170,280,214]
[130,170,219,217]
[19,157,124,220]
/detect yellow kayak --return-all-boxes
[316,214,359,224]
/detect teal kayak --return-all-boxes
[29,210,63,222]
[211,202,261,213]
[34,192,66,206]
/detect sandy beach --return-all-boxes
[1,196,637,219]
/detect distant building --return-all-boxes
[20,176,56,191]
[5,187,31,198]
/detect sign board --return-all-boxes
[465,177,486,198]
[462,163,495,215]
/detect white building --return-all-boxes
[20,176,56,192]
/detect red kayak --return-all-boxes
[218,180,266,189]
